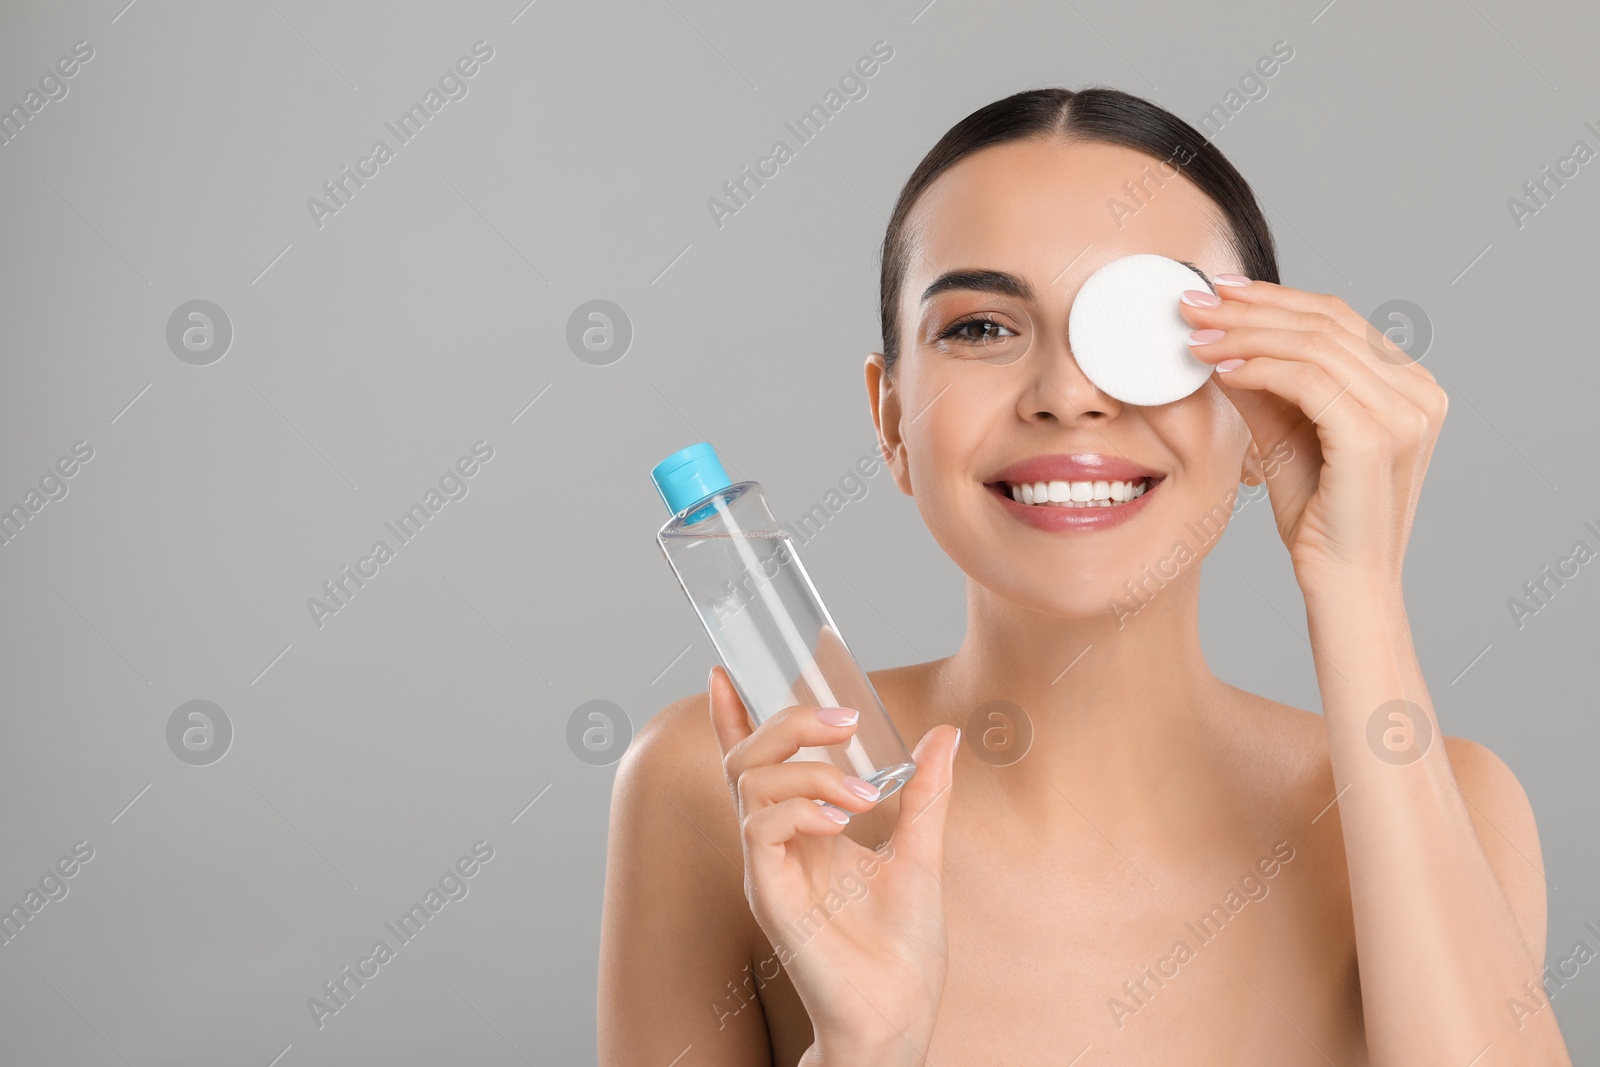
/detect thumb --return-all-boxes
[890,723,961,873]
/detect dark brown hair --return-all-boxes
[877,86,1280,377]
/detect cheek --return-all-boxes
[1202,381,1252,446]
[1149,384,1249,478]
[908,415,980,505]
[901,366,1004,488]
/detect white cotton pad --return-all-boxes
[1068,253,1216,407]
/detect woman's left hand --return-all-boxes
[1177,278,1448,598]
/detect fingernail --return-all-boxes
[950,728,961,774]
[844,775,881,800]
[820,804,850,824]
[817,706,859,726]
[1214,273,1252,286]
[1216,358,1246,372]
[1180,289,1220,308]
[1186,329,1226,346]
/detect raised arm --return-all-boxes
[1180,275,1571,1064]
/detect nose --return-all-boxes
[1018,330,1123,424]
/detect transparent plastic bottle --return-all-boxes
[651,442,917,806]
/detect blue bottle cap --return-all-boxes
[651,442,732,516]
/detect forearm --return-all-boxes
[1304,582,1569,1065]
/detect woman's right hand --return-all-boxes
[707,665,961,1064]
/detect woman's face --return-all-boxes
[868,137,1257,618]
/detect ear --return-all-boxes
[865,352,914,496]
[1239,436,1265,487]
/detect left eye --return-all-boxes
[941,317,1015,344]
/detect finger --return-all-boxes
[721,699,864,787]
[1208,276,1378,338]
[1187,293,1448,447]
[1206,277,1439,389]
[1182,292,1381,366]
[1182,293,1413,406]
[707,665,755,760]
[1187,326,1406,424]
[743,796,853,876]
[736,760,883,817]
[1204,353,1384,454]
[891,724,961,875]
[1190,289,1443,413]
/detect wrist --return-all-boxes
[803,1043,929,1067]
[1299,569,1403,617]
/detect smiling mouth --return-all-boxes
[984,477,1161,508]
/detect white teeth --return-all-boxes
[1004,478,1151,507]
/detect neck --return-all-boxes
[919,567,1231,829]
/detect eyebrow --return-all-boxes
[920,268,1035,305]
[1177,259,1217,294]
[920,259,1215,304]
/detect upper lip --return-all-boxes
[986,453,1164,485]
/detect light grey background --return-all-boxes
[1,0,1596,1062]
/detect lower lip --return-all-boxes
[985,480,1160,531]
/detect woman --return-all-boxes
[598,87,1570,1065]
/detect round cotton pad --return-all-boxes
[1068,253,1216,407]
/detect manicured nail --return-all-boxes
[817,706,859,726]
[950,728,961,774]
[1180,289,1220,308]
[1214,273,1252,286]
[820,804,850,824]
[1216,358,1246,372]
[1186,329,1226,346]
[843,775,881,800]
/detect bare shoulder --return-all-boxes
[1440,733,1548,961]
[609,686,747,901]
[1441,732,1538,826]
[621,687,728,807]
[598,688,769,1064]
[1207,687,1548,962]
